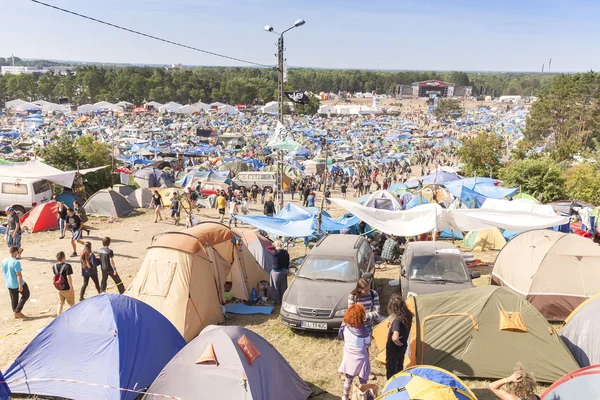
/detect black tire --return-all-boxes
[12,205,26,217]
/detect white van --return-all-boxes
[0,177,52,215]
[232,172,277,192]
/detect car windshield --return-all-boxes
[297,257,357,282]
[410,255,469,282]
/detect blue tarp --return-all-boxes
[235,203,360,237]
[0,371,9,400]
[445,180,518,199]
[440,228,464,239]
[177,170,230,187]
[405,195,430,210]
[460,186,486,209]
[4,294,186,400]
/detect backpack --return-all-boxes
[90,253,101,268]
[53,263,68,291]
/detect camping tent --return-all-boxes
[128,223,269,341]
[145,325,311,400]
[463,228,507,251]
[133,167,174,188]
[3,294,186,400]
[541,365,600,399]
[560,292,600,367]
[363,190,403,211]
[112,184,135,197]
[491,229,600,321]
[403,286,579,383]
[20,201,58,233]
[241,230,275,273]
[55,191,84,208]
[0,370,9,400]
[83,189,134,217]
[379,366,476,400]
[127,187,153,208]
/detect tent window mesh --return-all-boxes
[499,311,527,332]
[139,260,177,297]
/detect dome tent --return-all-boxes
[463,228,507,251]
[127,187,153,208]
[380,365,476,400]
[20,201,59,232]
[363,189,403,211]
[55,191,84,209]
[491,229,600,321]
[541,365,600,399]
[0,371,8,400]
[145,325,312,400]
[560,292,600,367]
[84,189,134,217]
[3,294,186,400]
[404,286,579,383]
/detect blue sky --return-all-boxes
[2,0,600,72]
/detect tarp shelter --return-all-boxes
[491,229,600,321]
[145,325,312,400]
[549,200,594,217]
[404,286,579,383]
[3,294,186,400]
[561,293,600,367]
[363,190,403,211]
[0,160,107,188]
[20,201,59,233]
[84,189,134,217]
[127,187,153,208]
[541,365,600,400]
[445,179,518,199]
[55,191,84,209]
[463,228,507,251]
[133,167,174,188]
[0,371,9,400]
[379,366,476,400]
[241,230,275,273]
[128,223,269,341]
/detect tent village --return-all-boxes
[1,99,600,400]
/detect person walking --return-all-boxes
[52,251,75,315]
[98,237,125,294]
[290,181,297,200]
[341,182,347,200]
[5,207,23,259]
[270,240,289,304]
[348,278,380,335]
[2,246,29,319]
[170,192,181,225]
[263,195,275,217]
[302,186,311,207]
[307,192,316,208]
[385,294,413,379]
[216,191,227,223]
[73,200,91,236]
[67,208,84,257]
[152,190,163,223]
[228,198,239,228]
[57,202,68,239]
[338,304,371,400]
[79,241,101,301]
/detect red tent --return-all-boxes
[20,201,59,233]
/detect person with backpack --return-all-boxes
[52,251,75,315]
[348,278,380,335]
[79,241,101,301]
[98,237,125,294]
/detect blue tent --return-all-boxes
[445,180,518,199]
[0,371,9,400]
[4,294,186,400]
[380,366,476,400]
[405,195,430,210]
[55,191,84,209]
[440,228,464,239]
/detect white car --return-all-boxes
[0,177,52,215]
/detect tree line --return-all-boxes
[0,63,556,107]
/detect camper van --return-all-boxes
[232,172,277,192]
[0,177,52,215]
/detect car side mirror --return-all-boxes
[361,272,374,280]
[401,269,406,277]
[289,267,298,276]
[471,271,481,279]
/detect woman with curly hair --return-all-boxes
[337,304,371,400]
[489,365,540,400]
[385,294,412,379]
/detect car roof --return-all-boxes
[0,177,47,184]
[309,234,364,257]
[406,241,461,257]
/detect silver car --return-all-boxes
[280,234,375,332]
[400,241,480,298]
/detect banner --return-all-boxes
[284,91,310,104]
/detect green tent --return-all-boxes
[512,192,538,202]
[407,286,579,383]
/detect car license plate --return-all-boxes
[301,321,327,330]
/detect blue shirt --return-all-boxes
[2,257,23,289]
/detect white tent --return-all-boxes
[197,102,211,110]
[93,101,115,108]
[77,104,101,114]
[158,102,183,114]
[115,101,133,107]
[5,99,30,110]
[179,104,202,114]
[32,100,55,107]
[318,105,336,114]
[218,105,239,115]
[209,102,225,108]
[260,101,293,114]
[145,101,163,108]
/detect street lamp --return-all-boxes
[264,19,305,206]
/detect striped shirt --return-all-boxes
[348,290,380,327]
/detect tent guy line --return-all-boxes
[29,0,272,68]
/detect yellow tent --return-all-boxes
[463,228,506,251]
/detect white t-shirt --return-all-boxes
[343,327,371,350]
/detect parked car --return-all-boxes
[400,242,479,298]
[0,177,52,215]
[232,172,277,192]
[280,234,375,332]
[198,182,230,197]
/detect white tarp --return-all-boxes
[0,160,108,188]
[330,198,569,236]
[481,198,556,216]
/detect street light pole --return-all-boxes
[265,19,305,208]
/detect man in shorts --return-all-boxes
[216,190,227,223]
[52,251,75,315]
[5,207,23,259]
[67,208,84,257]
[170,192,181,226]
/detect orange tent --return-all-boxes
[20,201,59,233]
